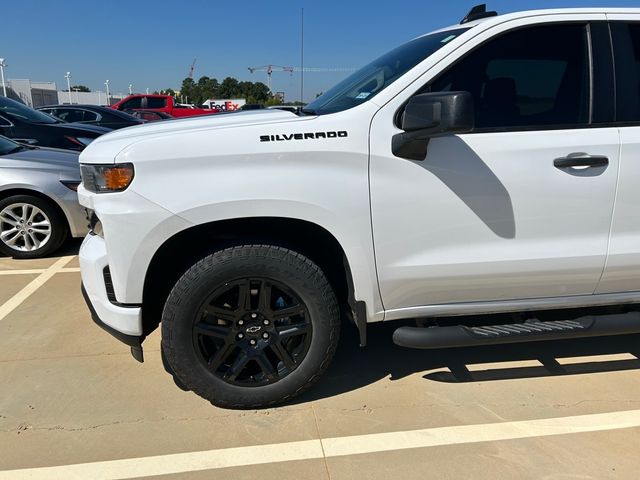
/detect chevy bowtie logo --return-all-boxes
[246,326,262,333]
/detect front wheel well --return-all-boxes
[141,217,359,339]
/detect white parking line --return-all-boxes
[59,267,80,273]
[0,267,79,276]
[2,409,640,480]
[0,256,75,322]
[0,269,46,276]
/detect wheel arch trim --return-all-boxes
[138,214,383,337]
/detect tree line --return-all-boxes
[65,77,299,106]
[170,76,280,106]
[62,85,92,92]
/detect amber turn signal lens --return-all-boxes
[80,163,135,193]
[103,165,134,191]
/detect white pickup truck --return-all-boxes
[78,5,640,408]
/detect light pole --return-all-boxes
[128,84,133,95]
[0,58,7,97]
[104,80,110,106]
[65,72,72,104]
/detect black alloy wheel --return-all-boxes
[193,277,312,386]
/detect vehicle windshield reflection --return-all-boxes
[0,96,59,124]
[303,28,469,115]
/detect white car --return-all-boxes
[78,5,640,408]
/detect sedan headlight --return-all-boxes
[80,163,135,193]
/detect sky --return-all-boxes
[3,0,640,103]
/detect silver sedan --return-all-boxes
[0,135,87,259]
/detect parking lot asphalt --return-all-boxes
[2,243,640,479]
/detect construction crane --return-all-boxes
[188,58,197,79]
[291,67,355,73]
[248,64,355,92]
[247,65,294,92]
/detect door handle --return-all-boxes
[554,155,609,169]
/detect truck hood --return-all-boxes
[94,109,303,142]
[80,109,312,164]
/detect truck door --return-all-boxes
[595,17,640,294]
[369,18,620,314]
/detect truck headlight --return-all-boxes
[80,163,135,193]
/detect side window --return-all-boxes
[57,108,87,123]
[140,112,161,121]
[146,97,167,109]
[82,111,99,121]
[120,98,142,110]
[428,24,590,130]
[53,109,74,122]
[611,22,640,122]
[0,115,12,127]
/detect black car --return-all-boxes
[0,97,111,151]
[239,104,265,111]
[38,104,146,130]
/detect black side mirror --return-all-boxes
[392,91,474,160]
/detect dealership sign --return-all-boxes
[203,98,246,111]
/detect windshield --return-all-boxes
[0,135,22,155]
[304,28,469,115]
[0,96,59,124]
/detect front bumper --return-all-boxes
[79,234,145,361]
[81,284,144,362]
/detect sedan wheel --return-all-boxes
[0,195,67,259]
[0,203,52,252]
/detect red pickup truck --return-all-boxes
[111,95,219,117]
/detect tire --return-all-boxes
[0,195,68,259]
[161,245,340,409]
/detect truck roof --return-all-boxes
[431,7,640,35]
[123,94,171,98]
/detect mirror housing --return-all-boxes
[392,91,474,160]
